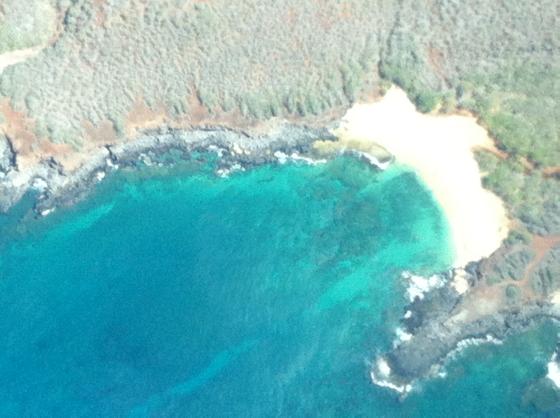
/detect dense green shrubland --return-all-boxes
[0,0,57,53]
[505,284,521,304]
[0,0,557,154]
[461,65,560,167]
[532,247,560,296]
[0,0,392,142]
[477,149,560,237]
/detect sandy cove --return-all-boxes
[315,86,510,271]
[316,87,523,394]
[1,57,509,270]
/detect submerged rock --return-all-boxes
[523,376,560,413]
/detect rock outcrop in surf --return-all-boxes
[372,264,560,394]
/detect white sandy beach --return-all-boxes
[317,87,510,269]
[0,46,44,74]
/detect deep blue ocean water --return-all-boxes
[0,156,558,417]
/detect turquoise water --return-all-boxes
[0,156,557,417]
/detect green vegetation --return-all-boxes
[2,0,556,150]
[0,1,558,295]
[476,151,560,235]
[0,0,57,53]
[0,0,390,142]
[379,28,443,113]
[494,248,534,282]
[461,65,560,167]
[504,229,532,246]
[532,247,560,297]
[413,91,441,113]
[505,284,521,304]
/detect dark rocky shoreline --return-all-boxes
[0,123,340,217]
[372,265,560,395]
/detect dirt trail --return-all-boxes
[525,235,560,279]
[454,234,560,324]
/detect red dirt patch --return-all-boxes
[427,47,447,83]
[124,98,168,137]
[543,166,560,177]
[0,99,89,171]
[452,234,560,323]
[83,119,118,145]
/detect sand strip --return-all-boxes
[0,46,44,74]
[316,86,509,268]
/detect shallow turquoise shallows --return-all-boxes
[0,157,556,417]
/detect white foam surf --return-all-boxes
[402,271,446,302]
[369,358,413,394]
[274,151,327,166]
[547,353,560,388]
